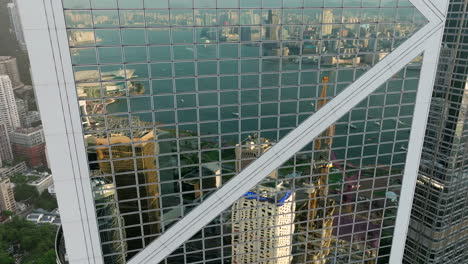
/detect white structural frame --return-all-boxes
[17,0,448,263]
[18,0,104,263]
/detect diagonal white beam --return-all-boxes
[389,25,446,264]
[129,16,446,264]
[409,0,446,22]
[18,0,104,263]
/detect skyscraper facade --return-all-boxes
[15,98,42,128]
[10,127,47,168]
[404,0,468,263]
[0,123,14,167]
[0,177,16,213]
[7,0,27,51]
[0,75,21,133]
[15,98,27,121]
[17,0,448,264]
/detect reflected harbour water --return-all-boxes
[63,1,426,263]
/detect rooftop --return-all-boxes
[243,191,292,206]
[26,210,61,225]
[0,56,15,62]
[13,126,43,134]
[38,215,54,223]
[25,171,52,185]
[26,214,41,220]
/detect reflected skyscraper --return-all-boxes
[90,130,161,239]
[232,135,295,264]
[322,9,334,36]
[18,0,449,263]
[404,0,468,263]
[232,186,295,264]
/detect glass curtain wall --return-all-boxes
[60,0,427,262]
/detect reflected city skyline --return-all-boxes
[59,0,427,263]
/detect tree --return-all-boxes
[33,250,56,264]
[1,210,14,218]
[13,184,39,202]
[34,191,58,211]
[10,173,28,184]
[35,166,51,174]
[0,251,14,264]
[0,217,57,263]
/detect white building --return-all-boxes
[232,186,296,264]
[26,172,53,194]
[0,177,16,213]
[7,0,27,51]
[26,212,61,225]
[0,75,20,133]
[232,136,296,263]
[0,161,27,178]
[322,9,334,36]
[231,136,297,263]
[0,123,13,166]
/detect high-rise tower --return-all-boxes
[0,75,20,133]
[17,0,448,263]
[0,123,14,167]
[404,0,468,263]
[10,127,47,168]
[231,186,295,264]
[0,178,16,213]
[7,0,27,51]
[232,136,295,264]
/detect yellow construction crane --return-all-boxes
[314,76,336,151]
[306,76,337,264]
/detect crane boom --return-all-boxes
[315,76,335,150]
[306,76,338,262]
